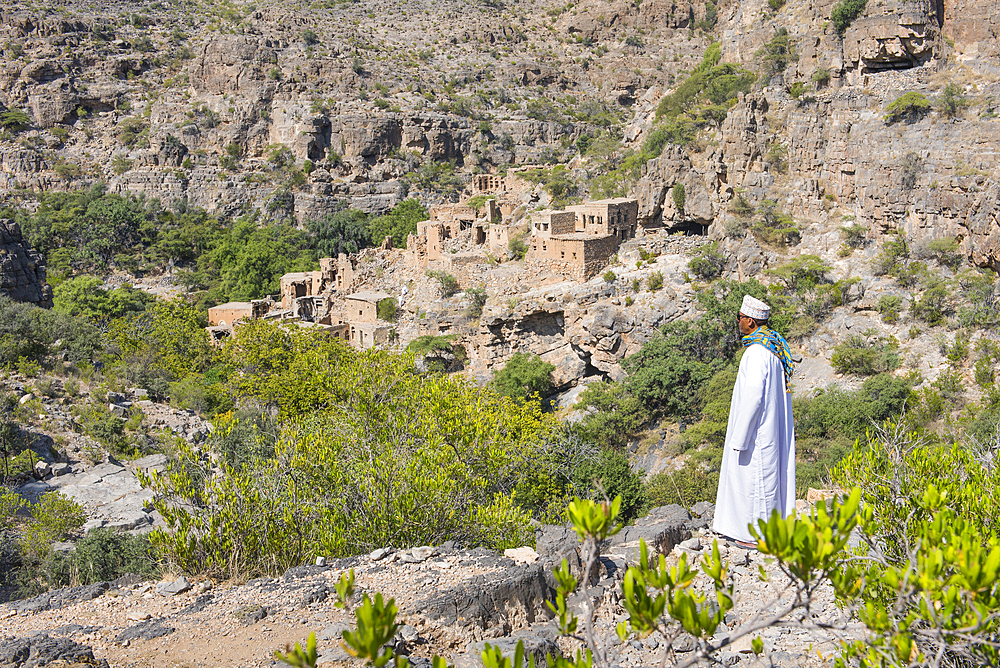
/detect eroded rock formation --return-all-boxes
[0,219,52,308]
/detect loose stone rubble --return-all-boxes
[0,505,863,668]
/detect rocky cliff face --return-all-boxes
[0,219,52,307]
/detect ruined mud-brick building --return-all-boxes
[526,199,639,281]
[205,254,368,344]
[343,291,393,348]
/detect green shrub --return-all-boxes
[307,207,371,256]
[143,340,555,577]
[755,28,796,78]
[602,270,617,283]
[575,382,650,449]
[425,270,460,297]
[0,107,31,132]
[766,255,830,292]
[490,353,555,400]
[811,67,831,86]
[63,529,158,585]
[465,287,488,319]
[751,200,800,246]
[831,331,901,376]
[911,281,951,325]
[671,183,685,212]
[839,222,867,248]
[956,270,1000,327]
[884,92,930,124]
[19,492,86,561]
[376,298,397,322]
[646,271,664,291]
[508,234,528,261]
[937,82,967,119]
[765,142,788,173]
[369,199,428,248]
[571,448,645,524]
[872,233,910,276]
[830,0,866,33]
[924,237,963,270]
[0,297,102,367]
[645,462,719,510]
[687,242,725,280]
[877,294,902,323]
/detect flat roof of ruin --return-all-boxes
[209,302,253,310]
[568,198,637,205]
[346,291,392,303]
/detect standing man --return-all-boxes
[713,295,796,548]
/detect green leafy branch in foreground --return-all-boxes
[279,437,1000,668]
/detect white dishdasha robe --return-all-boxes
[712,343,796,543]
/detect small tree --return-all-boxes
[490,352,555,400]
[688,243,726,280]
[425,270,459,297]
[937,82,967,120]
[884,92,930,124]
[465,287,488,319]
[830,0,867,33]
[376,298,397,322]
[671,183,685,213]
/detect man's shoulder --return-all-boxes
[741,340,781,369]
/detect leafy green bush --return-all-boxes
[376,298,397,322]
[306,207,370,256]
[490,353,555,400]
[645,462,719,510]
[646,271,664,292]
[602,270,617,283]
[671,183,685,212]
[911,281,951,325]
[54,276,153,321]
[466,287,488,319]
[0,297,102,367]
[575,382,650,449]
[839,221,867,248]
[956,269,1000,327]
[794,374,913,493]
[655,44,755,123]
[923,237,963,269]
[830,0,866,33]
[877,294,902,323]
[831,331,901,376]
[751,200,800,246]
[766,255,830,292]
[1,107,31,131]
[571,448,645,524]
[368,199,428,248]
[884,92,930,124]
[61,529,158,585]
[687,242,725,280]
[508,234,528,261]
[144,335,557,578]
[425,270,459,297]
[755,28,796,78]
[937,82,967,119]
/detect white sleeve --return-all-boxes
[729,347,766,451]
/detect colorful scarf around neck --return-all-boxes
[742,325,794,388]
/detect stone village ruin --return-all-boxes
[204,169,647,348]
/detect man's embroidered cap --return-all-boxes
[740,295,770,320]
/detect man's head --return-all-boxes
[738,295,770,335]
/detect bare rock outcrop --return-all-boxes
[0,219,52,308]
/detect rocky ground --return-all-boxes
[0,501,861,668]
